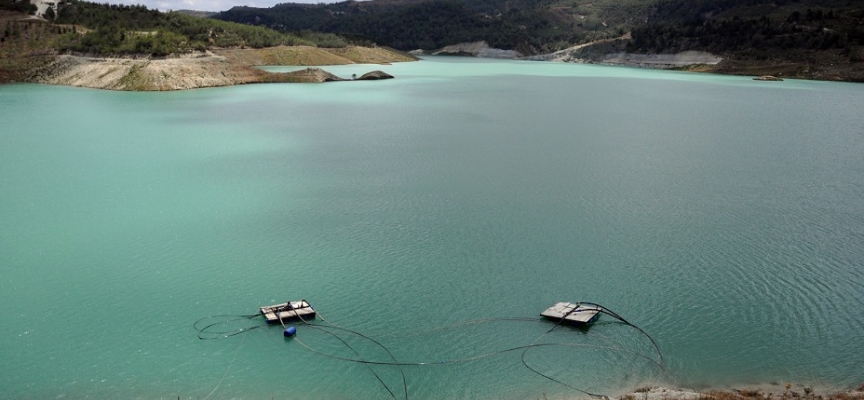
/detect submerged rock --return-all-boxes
[431,41,521,59]
[357,70,394,80]
[284,67,344,82]
[753,75,784,81]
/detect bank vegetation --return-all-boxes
[0,0,415,90]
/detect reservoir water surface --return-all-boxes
[1,56,863,399]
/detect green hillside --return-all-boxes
[215,0,657,54]
[628,0,864,61]
[1,0,352,57]
[5,0,864,81]
[214,0,864,73]
[52,0,355,55]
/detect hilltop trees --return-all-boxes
[0,0,37,14]
[215,0,590,53]
[627,0,864,62]
[50,0,346,56]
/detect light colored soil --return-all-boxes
[213,45,416,66]
[429,41,522,58]
[30,53,264,90]
[23,46,415,91]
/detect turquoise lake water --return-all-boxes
[1,56,863,399]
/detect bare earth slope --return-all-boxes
[214,45,416,66]
[17,46,415,91]
[31,53,265,90]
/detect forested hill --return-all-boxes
[214,0,656,55]
[1,0,350,57]
[628,0,864,62]
[215,0,864,77]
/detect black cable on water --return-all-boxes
[291,339,663,369]
[300,324,401,400]
[309,314,410,400]
[193,301,664,400]
[194,314,265,340]
[289,305,408,400]
[520,348,610,400]
[580,302,665,367]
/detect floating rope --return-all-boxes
[582,302,665,367]
[287,305,408,400]
[193,301,664,399]
[193,313,265,340]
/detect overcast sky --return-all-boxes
[110,0,340,13]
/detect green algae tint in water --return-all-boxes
[2,57,864,399]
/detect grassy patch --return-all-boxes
[118,62,146,90]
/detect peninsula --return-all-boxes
[0,5,414,91]
[23,46,412,90]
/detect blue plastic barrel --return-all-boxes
[284,326,297,337]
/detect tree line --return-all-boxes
[626,0,864,62]
[214,0,603,54]
[0,0,36,14]
[47,0,349,56]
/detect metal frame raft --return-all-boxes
[260,300,316,324]
[540,302,601,325]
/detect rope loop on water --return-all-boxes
[193,301,664,399]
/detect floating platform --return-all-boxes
[541,302,601,325]
[260,300,316,324]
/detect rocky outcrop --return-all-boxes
[425,41,521,59]
[415,36,722,70]
[598,51,723,69]
[522,35,631,62]
[356,70,393,80]
[753,75,783,81]
[270,67,344,82]
[29,53,265,90]
[524,35,723,70]
[23,47,411,90]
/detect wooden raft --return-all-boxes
[260,300,316,324]
[541,302,601,324]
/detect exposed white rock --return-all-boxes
[431,41,521,59]
[599,51,723,69]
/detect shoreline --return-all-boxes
[6,44,862,91]
[422,40,864,83]
[5,40,862,90]
[0,11,418,90]
[618,384,864,400]
[2,11,863,89]
[19,46,415,91]
[11,49,864,92]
